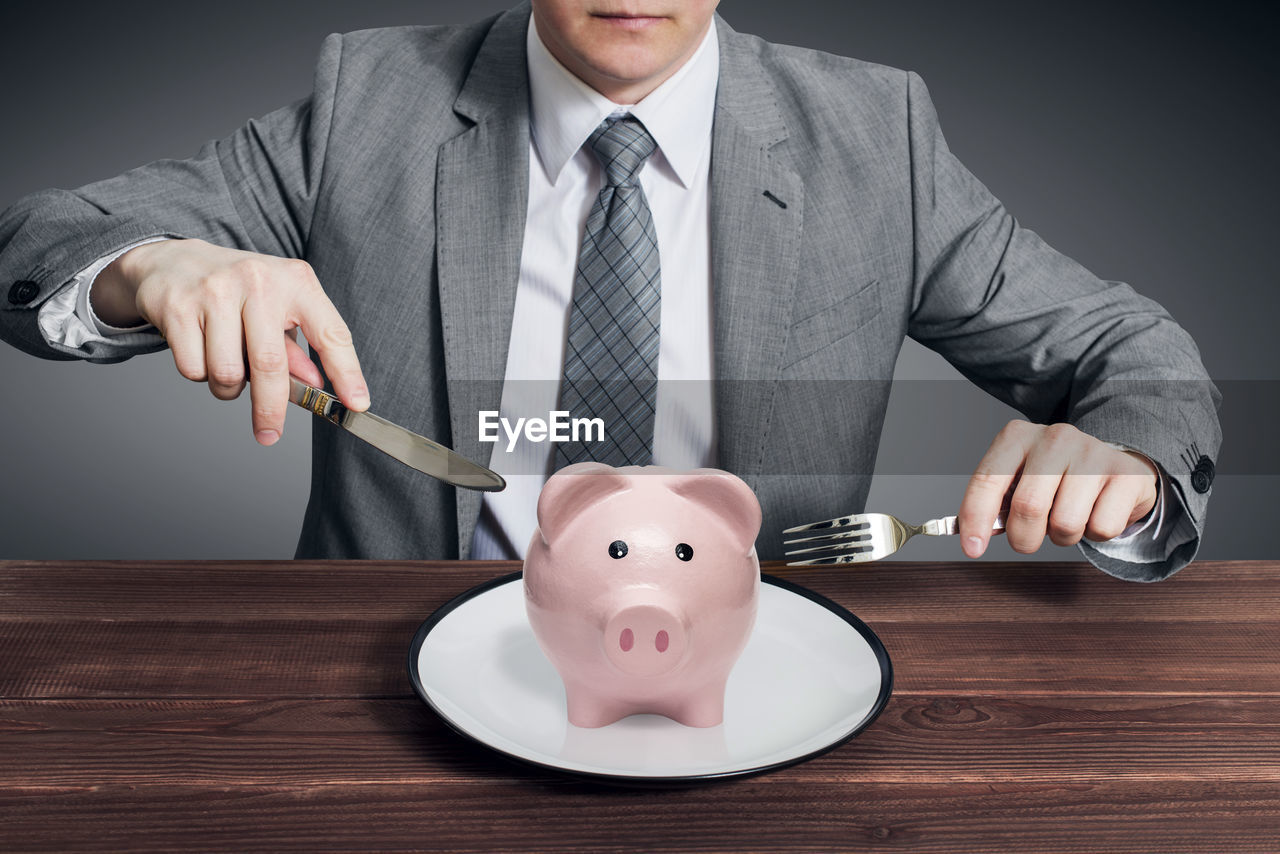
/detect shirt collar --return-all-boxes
[526,15,719,188]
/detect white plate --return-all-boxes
[407,572,892,783]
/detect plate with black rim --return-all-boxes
[407,571,892,783]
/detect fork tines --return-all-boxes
[782,515,864,535]
[782,516,876,566]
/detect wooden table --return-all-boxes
[1,560,1277,852]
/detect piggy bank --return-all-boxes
[523,463,762,728]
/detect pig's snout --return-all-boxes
[604,603,687,677]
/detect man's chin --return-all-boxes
[579,51,677,90]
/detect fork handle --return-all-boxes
[923,514,1007,536]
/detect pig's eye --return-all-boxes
[675,543,694,561]
[608,540,629,559]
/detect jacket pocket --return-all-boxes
[781,277,883,369]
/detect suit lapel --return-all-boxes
[435,6,531,557]
[709,19,804,481]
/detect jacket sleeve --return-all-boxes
[903,71,1222,581]
[0,33,345,364]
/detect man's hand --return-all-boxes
[92,238,369,445]
[957,421,1159,558]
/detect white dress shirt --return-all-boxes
[468,16,720,558]
[36,17,1192,565]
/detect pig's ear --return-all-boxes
[537,463,631,546]
[668,470,762,554]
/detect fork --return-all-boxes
[782,512,1007,566]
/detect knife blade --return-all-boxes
[287,377,505,492]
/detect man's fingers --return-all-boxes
[1115,452,1160,523]
[243,300,290,446]
[1003,425,1084,554]
[1085,477,1144,542]
[285,332,325,389]
[295,292,369,411]
[958,421,1036,557]
[958,470,1016,558]
[1005,473,1064,554]
[1046,471,1104,547]
[203,309,246,401]
[136,248,369,447]
[161,312,208,384]
[131,246,358,442]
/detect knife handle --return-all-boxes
[288,377,346,426]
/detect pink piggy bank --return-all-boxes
[523,463,762,728]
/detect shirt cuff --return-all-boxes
[37,237,170,354]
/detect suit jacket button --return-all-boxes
[1191,455,1215,494]
[8,280,39,305]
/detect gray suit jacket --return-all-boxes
[0,4,1220,579]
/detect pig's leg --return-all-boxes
[564,681,631,728]
[671,679,728,728]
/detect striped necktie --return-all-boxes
[555,116,661,468]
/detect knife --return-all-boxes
[287,377,505,492]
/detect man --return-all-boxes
[0,1,1220,579]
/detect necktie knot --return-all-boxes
[587,116,657,188]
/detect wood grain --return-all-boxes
[0,696,1277,785]
[2,783,1279,852]
[2,617,1277,697]
[3,560,1278,623]
[1,560,1278,852]
[3,562,1277,697]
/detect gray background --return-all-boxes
[1,1,1273,562]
